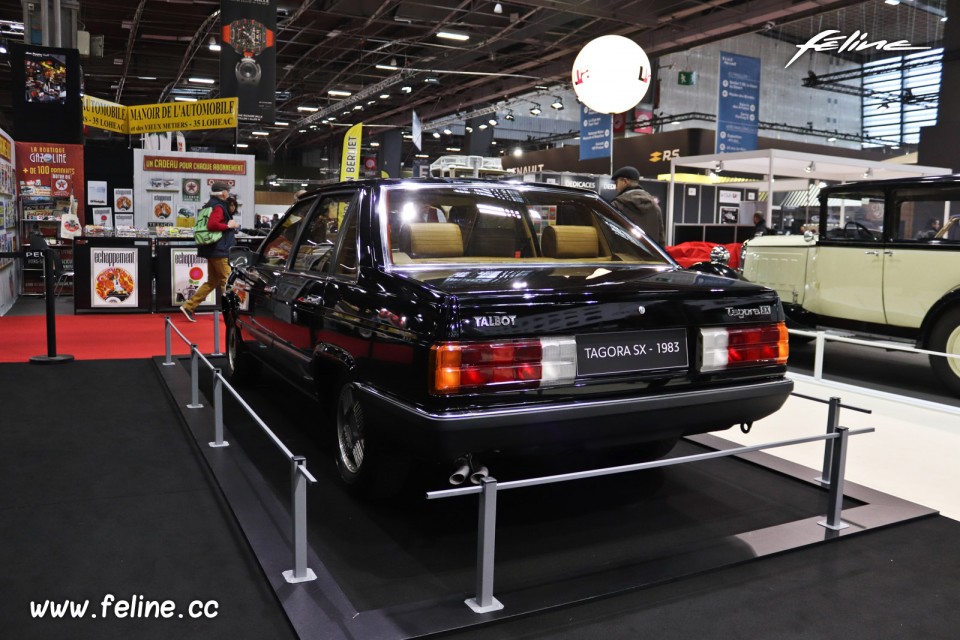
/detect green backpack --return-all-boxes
[193,205,223,245]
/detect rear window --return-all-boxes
[380,184,668,267]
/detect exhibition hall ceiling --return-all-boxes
[0,0,947,158]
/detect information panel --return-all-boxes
[715,52,760,154]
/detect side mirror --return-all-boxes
[228,245,256,268]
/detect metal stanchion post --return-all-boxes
[212,309,224,356]
[817,396,841,484]
[209,369,229,448]
[466,476,504,613]
[162,316,175,366]
[819,427,850,531]
[187,344,203,409]
[814,330,826,381]
[282,457,317,584]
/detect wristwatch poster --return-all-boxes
[218,0,277,125]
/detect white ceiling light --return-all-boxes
[437,30,470,41]
[494,3,503,14]
[174,96,197,102]
[297,106,318,112]
[432,131,441,138]
[551,96,564,110]
[208,37,220,52]
[188,77,215,84]
[446,147,461,152]
[401,85,413,93]
[251,131,270,136]
[379,93,390,99]
[530,103,541,116]
[236,143,249,148]
[370,141,381,147]
[328,89,352,97]
[513,147,523,157]
[375,64,398,71]
[443,127,452,135]
[274,121,288,126]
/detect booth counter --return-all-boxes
[72,233,264,314]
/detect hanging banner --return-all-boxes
[10,44,83,144]
[82,96,129,134]
[127,97,238,135]
[220,0,277,125]
[579,103,612,161]
[171,248,216,307]
[716,52,761,154]
[91,248,138,308]
[340,123,363,181]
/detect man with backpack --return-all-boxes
[180,181,239,322]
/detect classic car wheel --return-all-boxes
[335,383,409,498]
[929,308,960,395]
[226,320,260,384]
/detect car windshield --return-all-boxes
[381,184,669,267]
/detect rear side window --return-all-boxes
[822,191,884,241]
[260,199,314,267]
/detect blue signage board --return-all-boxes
[716,52,760,154]
[579,103,612,161]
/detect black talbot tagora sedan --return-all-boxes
[224,179,792,496]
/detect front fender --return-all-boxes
[919,289,960,347]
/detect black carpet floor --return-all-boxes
[0,359,295,640]
[3,358,960,640]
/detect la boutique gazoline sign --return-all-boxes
[572,35,651,114]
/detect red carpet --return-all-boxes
[0,312,224,362]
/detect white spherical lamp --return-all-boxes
[572,35,652,114]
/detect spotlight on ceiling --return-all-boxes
[208,37,220,52]
[488,117,498,126]
[478,123,488,130]
[437,30,470,41]
[530,103,541,116]
[550,96,564,110]
[465,125,474,133]
[504,110,515,121]
[432,131,441,138]
[443,127,452,135]
[494,3,503,14]
[513,146,523,157]
[401,85,413,93]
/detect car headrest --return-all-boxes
[400,222,464,258]
[541,225,599,259]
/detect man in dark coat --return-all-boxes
[610,166,664,245]
[181,181,238,322]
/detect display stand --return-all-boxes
[29,241,73,364]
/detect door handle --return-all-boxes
[263,285,278,294]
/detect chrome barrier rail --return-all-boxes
[428,393,874,614]
[163,315,318,584]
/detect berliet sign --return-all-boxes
[785,30,932,68]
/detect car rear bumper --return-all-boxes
[353,378,794,459]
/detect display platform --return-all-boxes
[155,355,938,640]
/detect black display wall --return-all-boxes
[10,43,82,145]
[83,141,134,222]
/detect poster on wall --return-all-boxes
[114,188,133,212]
[149,192,175,229]
[171,248,216,307]
[92,207,113,228]
[133,149,254,229]
[88,180,108,205]
[220,0,277,125]
[15,142,85,223]
[91,248,138,308]
[10,44,82,144]
[115,212,134,227]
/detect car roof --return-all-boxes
[297,177,600,199]
[821,173,960,195]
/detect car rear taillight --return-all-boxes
[700,322,789,372]
[431,337,576,395]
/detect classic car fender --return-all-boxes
[741,235,816,306]
[918,288,960,347]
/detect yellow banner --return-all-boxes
[82,96,129,134]
[340,123,363,182]
[128,97,238,135]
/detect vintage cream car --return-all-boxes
[741,175,960,394]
